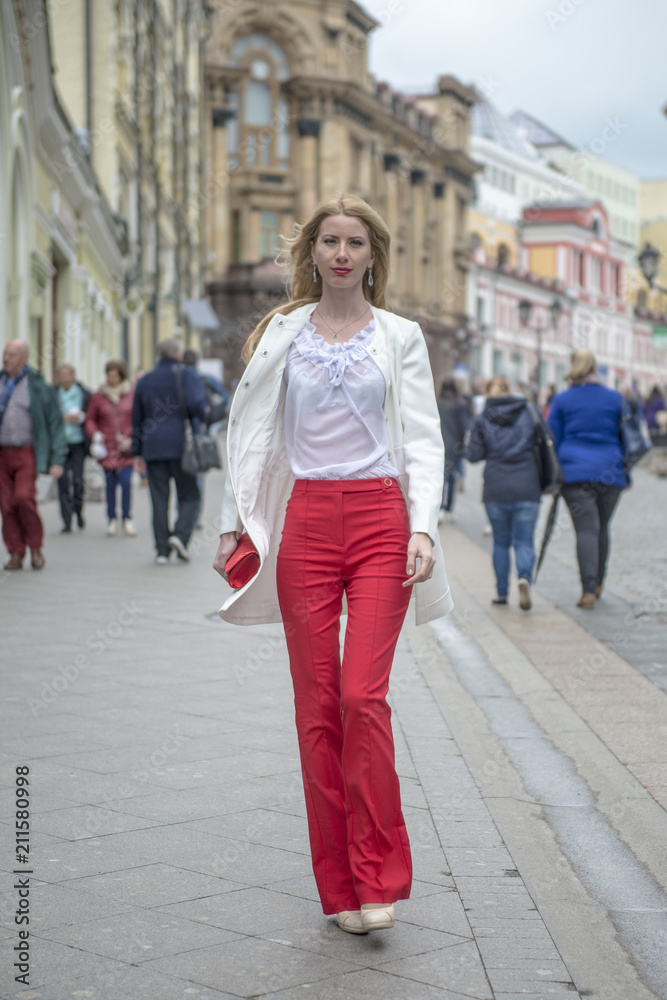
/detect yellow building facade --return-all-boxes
[0,0,122,389]
[50,0,209,374]
[202,0,480,387]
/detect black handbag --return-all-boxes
[175,366,222,477]
[619,400,651,471]
[528,404,565,495]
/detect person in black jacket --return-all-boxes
[131,338,207,564]
[437,379,470,521]
[466,376,544,611]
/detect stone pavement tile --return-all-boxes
[160,886,322,935]
[261,967,470,1000]
[203,750,300,778]
[379,939,492,998]
[16,935,126,989]
[30,804,164,841]
[410,878,458,896]
[187,808,310,855]
[265,916,466,970]
[39,907,242,964]
[57,864,245,907]
[410,850,453,886]
[400,889,473,938]
[399,775,430,810]
[432,819,505,850]
[1,712,101,739]
[261,874,320,904]
[445,847,518,877]
[15,964,241,1000]
[87,825,311,883]
[42,745,218,777]
[647,785,667,810]
[24,761,182,806]
[115,786,245,825]
[88,706,242,737]
[143,936,363,996]
[0,785,81,816]
[4,880,133,933]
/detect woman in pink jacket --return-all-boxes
[85,360,137,536]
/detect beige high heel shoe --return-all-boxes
[336,910,367,934]
[360,903,395,931]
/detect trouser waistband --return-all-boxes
[291,477,399,493]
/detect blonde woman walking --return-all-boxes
[213,196,452,935]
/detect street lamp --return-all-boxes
[638,243,660,287]
[518,297,563,397]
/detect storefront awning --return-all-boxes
[182,299,220,330]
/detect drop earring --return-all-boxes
[312,262,317,283]
[367,267,374,287]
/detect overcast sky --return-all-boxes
[366,0,667,179]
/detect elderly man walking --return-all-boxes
[0,340,66,570]
[131,338,207,564]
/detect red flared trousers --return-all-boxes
[276,477,413,915]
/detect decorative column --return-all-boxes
[212,107,235,276]
[297,118,321,220]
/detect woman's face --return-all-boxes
[107,368,122,387]
[311,215,374,293]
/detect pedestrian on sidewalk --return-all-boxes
[85,360,137,537]
[437,378,470,522]
[213,195,452,936]
[55,363,90,533]
[466,375,544,611]
[182,348,229,529]
[547,349,627,609]
[0,340,66,570]
[131,338,207,563]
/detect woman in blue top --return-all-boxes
[547,349,627,609]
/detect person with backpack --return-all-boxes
[182,349,229,528]
[466,375,545,611]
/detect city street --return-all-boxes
[1,460,667,1000]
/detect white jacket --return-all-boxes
[218,303,453,626]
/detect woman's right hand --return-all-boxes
[213,531,239,580]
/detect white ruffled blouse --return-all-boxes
[284,318,400,480]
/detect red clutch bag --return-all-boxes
[225,533,260,589]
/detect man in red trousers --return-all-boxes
[0,341,66,570]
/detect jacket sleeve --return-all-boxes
[45,385,67,467]
[184,367,208,423]
[84,394,100,440]
[465,415,487,463]
[220,469,243,535]
[398,322,445,541]
[547,396,563,450]
[131,385,144,456]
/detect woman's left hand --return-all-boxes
[403,532,435,587]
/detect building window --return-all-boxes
[497,243,509,268]
[493,348,504,375]
[229,34,291,170]
[579,253,586,287]
[637,289,647,308]
[259,211,280,259]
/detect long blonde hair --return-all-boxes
[241,195,391,363]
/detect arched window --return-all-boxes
[228,34,290,171]
[497,243,509,268]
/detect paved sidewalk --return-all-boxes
[1,468,666,999]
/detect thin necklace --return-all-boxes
[314,305,370,340]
